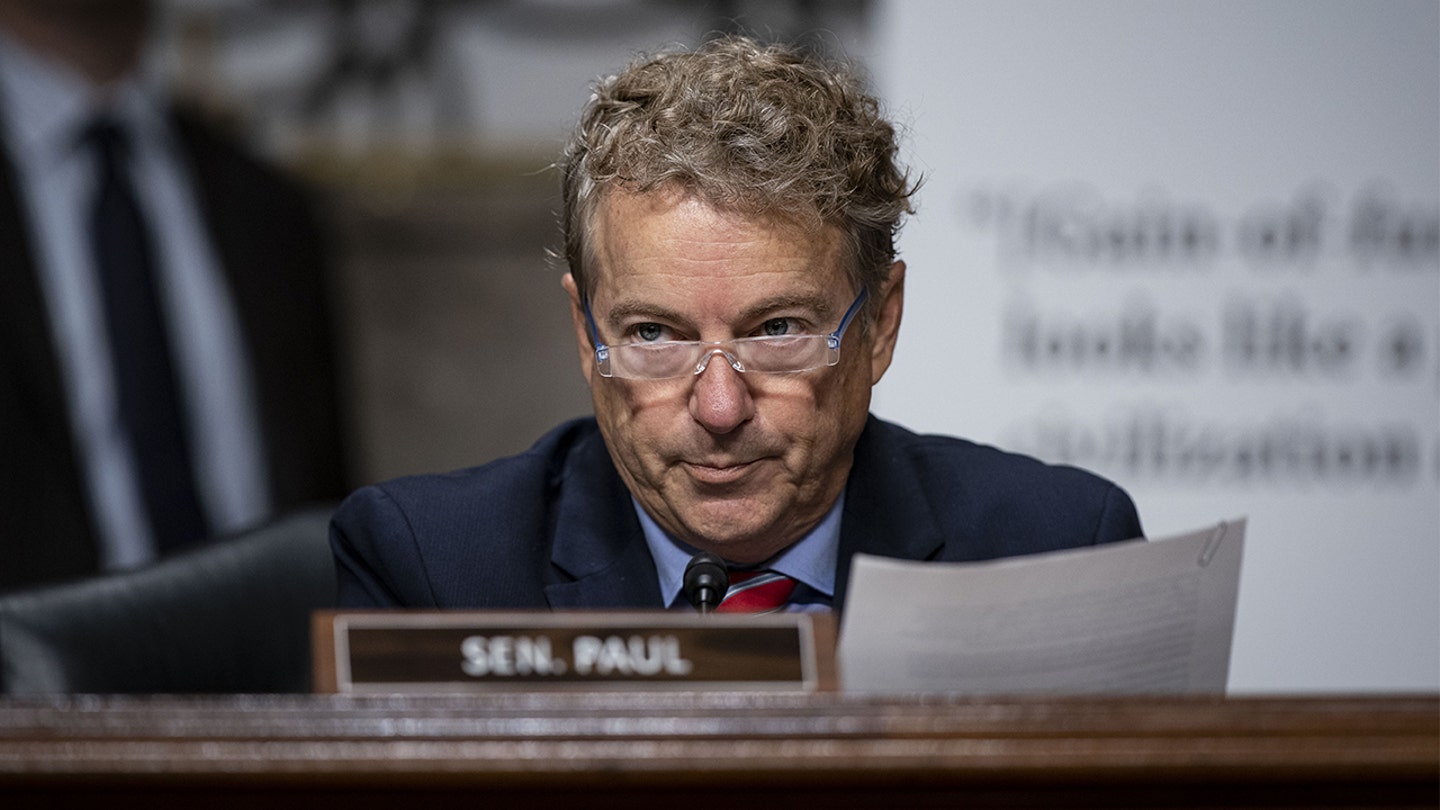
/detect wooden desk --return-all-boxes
[0,693,1434,808]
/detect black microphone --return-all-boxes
[683,552,729,614]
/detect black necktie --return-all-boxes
[87,118,208,554]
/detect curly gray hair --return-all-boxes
[559,35,916,321]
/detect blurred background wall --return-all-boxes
[872,0,1437,693]
[148,0,1435,693]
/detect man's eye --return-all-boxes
[761,318,796,337]
[634,323,667,342]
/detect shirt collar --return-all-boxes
[634,491,844,609]
[0,30,169,166]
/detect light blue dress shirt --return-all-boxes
[634,492,842,612]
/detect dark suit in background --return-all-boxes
[331,417,1143,615]
[0,105,351,591]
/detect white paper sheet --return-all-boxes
[837,519,1245,694]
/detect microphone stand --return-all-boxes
[682,552,729,614]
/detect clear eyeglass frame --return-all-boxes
[584,289,869,380]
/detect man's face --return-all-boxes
[563,189,904,564]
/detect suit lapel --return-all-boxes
[0,134,63,422]
[0,125,101,581]
[544,426,663,609]
[833,416,945,614]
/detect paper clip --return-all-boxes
[1198,521,1228,567]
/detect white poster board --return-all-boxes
[870,0,1438,692]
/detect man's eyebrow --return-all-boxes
[601,292,838,330]
[738,293,837,324]
[603,300,688,327]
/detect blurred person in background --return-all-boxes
[0,0,351,590]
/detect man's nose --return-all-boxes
[689,350,754,434]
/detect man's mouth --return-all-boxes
[680,458,763,485]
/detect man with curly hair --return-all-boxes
[331,36,1142,614]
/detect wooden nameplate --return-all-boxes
[313,610,837,693]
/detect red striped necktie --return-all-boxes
[716,570,796,614]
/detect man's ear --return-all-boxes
[561,273,596,386]
[868,260,905,384]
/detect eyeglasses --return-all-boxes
[584,289,868,380]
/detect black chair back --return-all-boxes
[0,507,335,694]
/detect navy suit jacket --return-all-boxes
[331,416,1143,615]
